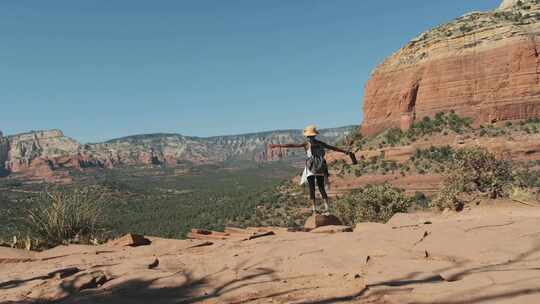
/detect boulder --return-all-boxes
[109,234,151,247]
[304,214,343,231]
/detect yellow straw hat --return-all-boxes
[303,124,319,137]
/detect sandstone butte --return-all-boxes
[361,0,540,136]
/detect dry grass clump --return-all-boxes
[24,186,107,249]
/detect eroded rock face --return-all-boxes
[6,130,79,172]
[361,0,540,135]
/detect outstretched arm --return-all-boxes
[320,141,349,154]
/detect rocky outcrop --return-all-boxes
[499,0,522,10]
[5,130,79,172]
[361,0,540,135]
[4,207,540,303]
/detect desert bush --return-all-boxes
[513,166,540,189]
[413,145,455,163]
[412,191,430,209]
[446,111,473,133]
[406,111,472,139]
[384,128,404,146]
[411,145,455,174]
[433,147,513,210]
[334,183,413,225]
[350,154,398,176]
[24,187,107,248]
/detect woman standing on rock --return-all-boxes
[269,125,354,215]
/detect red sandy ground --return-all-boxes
[2,202,540,304]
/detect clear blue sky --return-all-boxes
[2,0,500,143]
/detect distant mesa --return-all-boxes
[0,126,354,183]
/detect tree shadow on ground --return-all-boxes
[6,242,540,304]
[1,267,81,290]
[7,261,308,304]
[298,241,540,304]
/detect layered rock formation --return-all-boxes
[5,130,79,172]
[361,0,540,135]
[3,130,83,183]
[89,126,354,166]
[0,126,354,182]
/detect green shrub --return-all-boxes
[411,146,455,174]
[413,145,455,163]
[433,174,467,211]
[384,128,404,146]
[413,191,430,209]
[513,166,540,189]
[334,183,413,225]
[433,147,513,210]
[406,112,472,139]
[24,187,107,248]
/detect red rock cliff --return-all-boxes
[361,0,540,135]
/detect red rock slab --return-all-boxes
[108,233,151,247]
[0,247,36,264]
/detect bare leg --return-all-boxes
[323,198,330,211]
[308,176,318,215]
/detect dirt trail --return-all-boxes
[2,203,540,303]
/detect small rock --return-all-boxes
[304,214,342,230]
[354,274,361,279]
[109,233,151,247]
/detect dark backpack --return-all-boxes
[306,140,328,175]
